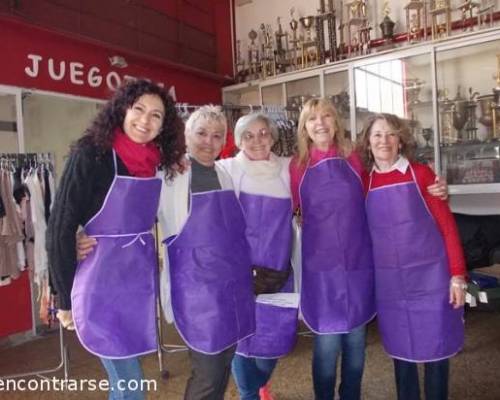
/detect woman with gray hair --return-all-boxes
[218,112,299,400]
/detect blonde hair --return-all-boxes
[185,104,228,144]
[296,97,352,166]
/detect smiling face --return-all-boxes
[368,118,401,166]
[305,106,336,150]
[240,119,274,161]
[186,117,226,167]
[122,94,165,144]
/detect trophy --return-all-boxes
[457,1,480,31]
[379,0,396,42]
[247,29,260,80]
[316,0,338,64]
[451,86,468,140]
[492,53,500,139]
[422,128,433,148]
[430,0,452,40]
[260,23,275,79]
[464,88,480,141]
[405,78,425,105]
[299,16,319,68]
[477,94,495,139]
[404,1,428,43]
[289,8,301,71]
[477,0,496,29]
[274,17,290,74]
[235,40,247,83]
[440,90,457,144]
[344,0,371,57]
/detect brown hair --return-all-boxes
[296,97,352,166]
[357,113,416,170]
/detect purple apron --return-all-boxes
[299,157,375,334]
[72,151,161,358]
[167,189,255,354]
[365,166,464,362]
[236,190,298,358]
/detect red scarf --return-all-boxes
[112,128,161,177]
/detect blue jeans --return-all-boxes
[100,357,145,400]
[393,358,449,400]
[312,325,366,400]
[232,354,278,400]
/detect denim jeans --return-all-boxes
[393,358,449,400]
[312,325,366,400]
[100,357,145,400]
[231,354,278,400]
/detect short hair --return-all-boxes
[185,105,227,143]
[233,113,279,148]
[357,113,416,169]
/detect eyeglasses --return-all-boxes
[242,129,271,142]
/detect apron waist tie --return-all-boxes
[87,231,152,248]
[122,233,149,248]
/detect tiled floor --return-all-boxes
[1,307,499,399]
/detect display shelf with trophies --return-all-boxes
[436,37,500,193]
[223,27,500,200]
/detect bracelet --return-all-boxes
[451,281,468,290]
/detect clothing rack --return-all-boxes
[0,152,69,381]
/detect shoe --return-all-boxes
[259,383,274,400]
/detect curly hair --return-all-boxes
[357,113,416,170]
[296,97,352,166]
[74,78,186,178]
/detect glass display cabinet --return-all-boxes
[222,28,500,200]
[436,38,500,192]
[324,69,351,136]
[353,51,436,167]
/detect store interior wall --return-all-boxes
[23,94,101,179]
[0,94,18,153]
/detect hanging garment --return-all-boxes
[0,171,23,280]
[299,157,375,334]
[365,165,464,362]
[24,172,48,287]
[71,151,161,358]
[167,188,255,354]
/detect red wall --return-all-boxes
[0,0,234,77]
[0,17,228,103]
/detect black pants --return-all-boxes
[184,345,236,400]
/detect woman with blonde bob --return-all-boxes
[359,113,466,400]
[290,97,374,400]
[289,99,448,400]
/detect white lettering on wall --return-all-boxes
[69,62,84,85]
[25,54,42,78]
[23,54,174,96]
[48,59,65,80]
[105,71,121,91]
[88,67,103,87]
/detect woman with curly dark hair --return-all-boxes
[47,78,185,400]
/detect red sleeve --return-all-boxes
[413,163,467,277]
[289,155,305,211]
